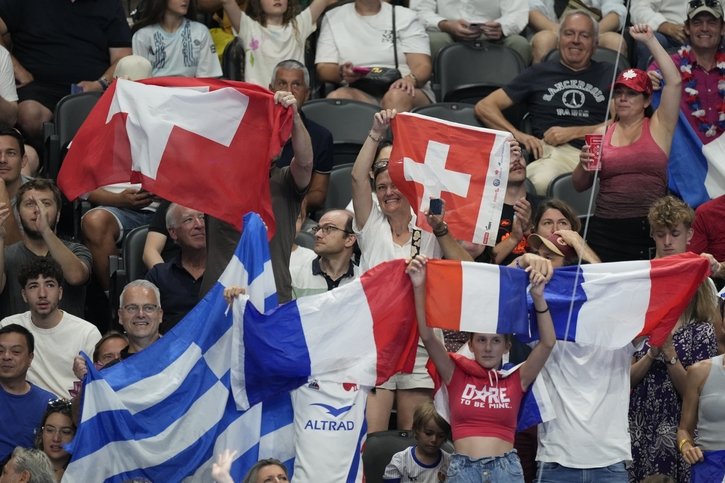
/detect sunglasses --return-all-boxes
[689,0,720,9]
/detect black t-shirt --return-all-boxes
[504,60,614,149]
[0,0,131,84]
[276,113,334,174]
[476,193,543,265]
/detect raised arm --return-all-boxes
[631,24,682,142]
[519,267,556,389]
[351,109,394,230]
[407,256,454,383]
[276,91,313,191]
[307,0,338,24]
[424,202,473,262]
[220,0,242,34]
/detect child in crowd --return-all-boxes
[383,402,452,483]
[132,0,223,77]
[220,0,336,86]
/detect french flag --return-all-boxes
[652,90,725,208]
[230,259,419,411]
[425,254,709,349]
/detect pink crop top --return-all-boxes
[446,357,525,443]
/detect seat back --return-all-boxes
[46,91,103,179]
[435,41,525,104]
[301,99,381,166]
[362,430,415,483]
[123,225,150,283]
[546,173,598,217]
[221,37,245,81]
[411,102,482,127]
[324,163,353,210]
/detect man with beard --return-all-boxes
[0,179,91,319]
[0,258,100,398]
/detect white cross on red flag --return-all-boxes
[57,77,294,234]
[388,112,510,246]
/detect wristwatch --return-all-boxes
[667,355,679,365]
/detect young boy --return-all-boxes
[383,401,451,482]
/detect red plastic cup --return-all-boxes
[585,134,603,171]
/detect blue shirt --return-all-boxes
[0,382,57,461]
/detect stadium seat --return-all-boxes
[109,225,150,325]
[435,41,525,104]
[362,430,416,482]
[324,163,354,210]
[546,172,598,218]
[301,98,381,166]
[221,37,244,81]
[411,102,483,128]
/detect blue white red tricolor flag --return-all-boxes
[388,112,511,246]
[65,213,417,482]
[57,77,293,232]
[425,254,709,348]
[652,90,725,208]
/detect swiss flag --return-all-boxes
[388,113,510,245]
[57,77,294,234]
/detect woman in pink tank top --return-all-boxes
[406,255,556,483]
[572,24,682,262]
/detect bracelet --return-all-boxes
[679,439,692,453]
[534,306,549,314]
[433,222,448,238]
[97,77,109,91]
[368,132,383,143]
[407,72,419,87]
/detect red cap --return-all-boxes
[528,233,577,261]
[613,68,653,96]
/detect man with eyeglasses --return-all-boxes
[272,59,333,212]
[291,209,359,298]
[648,0,725,144]
[145,203,205,333]
[115,280,163,356]
[0,324,56,465]
[0,258,100,399]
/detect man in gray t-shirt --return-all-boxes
[0,179,91,319]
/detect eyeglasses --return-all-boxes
[123,304,159,314]
[689,0,720,9]
[311,225,352,236]
[42,425,75,437]
[47,398,72,411]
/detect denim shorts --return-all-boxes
[84,206,155,243]
[536,461,628,483]
[447,450,524,483]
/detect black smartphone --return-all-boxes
[429,198,443,215]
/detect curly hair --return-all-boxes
[647,195,694,231]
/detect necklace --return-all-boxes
[677,45,725,138]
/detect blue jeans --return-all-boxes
[447,450,524,483]
[536,462,628,483]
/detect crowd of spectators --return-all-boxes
[1,0,725,482]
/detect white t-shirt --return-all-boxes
[536,341,638,468]
[353,203,441,272]
[132,19,222,78]
[315,3,434,99]
[291,380,369,482]
[0,312,101,398]
[0,45,18,102]
[237,8,315,87]
[383,446,451,482]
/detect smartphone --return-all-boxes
[352,66,371,75]
[429,198,443,215]
[469,22,484,29]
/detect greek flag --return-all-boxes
[64,213,294,482]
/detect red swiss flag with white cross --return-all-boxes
[388,112,510,246]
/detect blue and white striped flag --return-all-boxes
[64,212,295,482]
